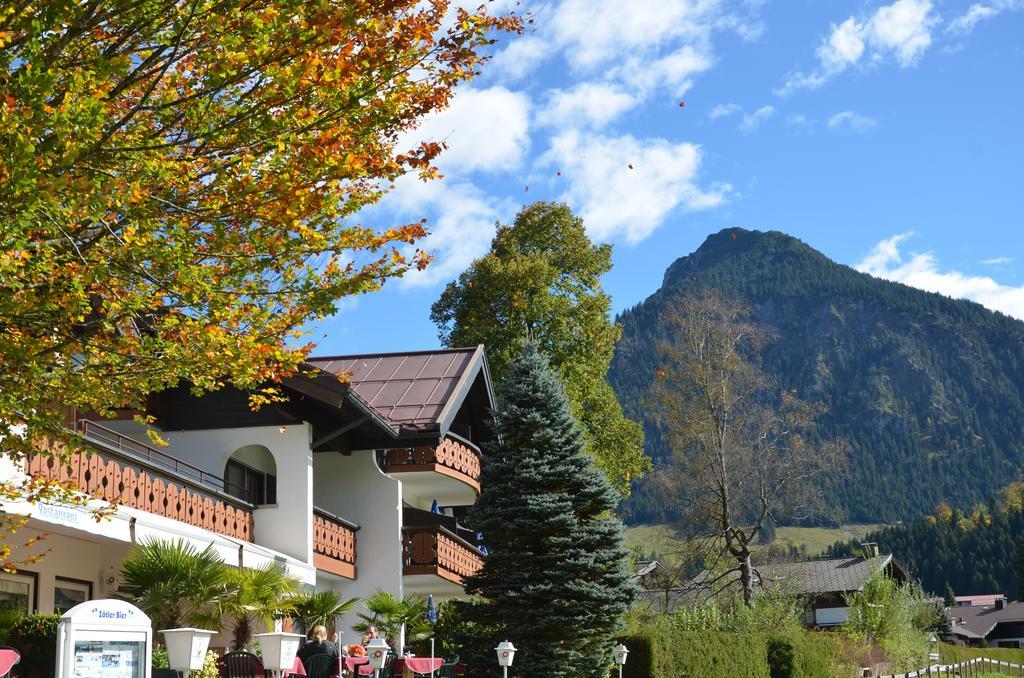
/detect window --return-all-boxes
[0,571,36,615]
[225,459,276,505]
[54,576,92,614]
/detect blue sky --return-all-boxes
[311,0,1024,356]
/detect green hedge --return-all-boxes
[939,641,1024,665]
[7,614,60,678]
[614,626,838,677]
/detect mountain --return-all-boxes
[610,228,1024,525]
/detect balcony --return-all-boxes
[402,524,484,588]
[26,421,254,542]
[379,434,481,504]
[312,507,358,580]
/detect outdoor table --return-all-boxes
[0,649,19,678]
[344,656,371,675]
[393,657,443,676]
[285,656,307,677]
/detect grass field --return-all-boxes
[625,523,884,564]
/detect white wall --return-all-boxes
[1,526,131,614]
[312,451,403,639]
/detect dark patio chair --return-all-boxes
[0,647,19,678]
[303,653,337,678]
[436,655,460,678]
[221,651,265,678]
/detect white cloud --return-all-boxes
[818,17,867,72]
[827,111,878,131]
[740,105,777,132]
[399,86,530,175]
[948,0,1022,34]
[857,233,1024,319]
[487,36,549,81]
[542,130,728,243]
[786,114,811,127]
[491,0,758,98]
[870,0,935,65]
[777,0,937,95]
[709,103,742,119]
[982,256,1014,265]
[537,83,638,130]
[379,176,511,288]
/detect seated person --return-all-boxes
[298,625,340,663]
[360,626,379,646]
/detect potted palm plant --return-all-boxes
[353,589,433,652]
[223,563,301,651]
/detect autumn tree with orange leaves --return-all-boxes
[0,0,519,568]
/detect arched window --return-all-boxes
[224,445,277,505]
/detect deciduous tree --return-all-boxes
[430,201,648,495]
[652,292,845,606]
[0,0,519,566]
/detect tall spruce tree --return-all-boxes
[461,343,636,677]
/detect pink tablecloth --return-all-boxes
[286,656,307,677]
[344,656,371,672]
[0,649,20,677]
[394,658,443,675]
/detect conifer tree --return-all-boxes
[461,343,636,677]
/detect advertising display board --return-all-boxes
[56,599,152,678]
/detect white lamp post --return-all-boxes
[614,643,629,678]
[160,628,216,677]
[253,631,304,678]
[495,640,517,678]
[367,637,390,678]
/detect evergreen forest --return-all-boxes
[610,228,1024,525]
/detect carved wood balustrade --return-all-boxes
[25,439,254,542]
[402,525,484,585]
[312,508,358,580]
[380,434,481,492]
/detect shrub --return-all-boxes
[6,614,60,678]
[613,616,836,678]
[152,647,170,669]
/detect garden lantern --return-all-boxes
[160,628,216,675]
[253,631,303,676]
[614,643,629,678]
[367,637,390,677]
[495,640,517,678]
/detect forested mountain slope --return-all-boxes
[826,485,1024,596]
[610,228,1024,525]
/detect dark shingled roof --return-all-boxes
[307,346,486,431]
[757,555,893,594]
[950,602,1024,640]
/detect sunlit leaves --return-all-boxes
[0,0,519,559]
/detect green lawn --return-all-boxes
[625,523,884,565]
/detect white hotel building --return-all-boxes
[0,347,494,648]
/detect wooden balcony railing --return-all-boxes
[402,525,484,585]
[380,434,481,492]
[26,439,255,542]
[312,507,358,580]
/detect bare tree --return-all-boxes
[651,292,845,606]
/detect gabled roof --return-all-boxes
[306,345,495,436]
[689,554,901,599]
[757,555,895,595]
[950,601,1024,639]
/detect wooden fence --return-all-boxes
[881,656,1024,677]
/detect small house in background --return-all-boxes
[948,596,1024,648]
[754,549,910,628]
[634,560,687,614]
[685,545,910,629]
